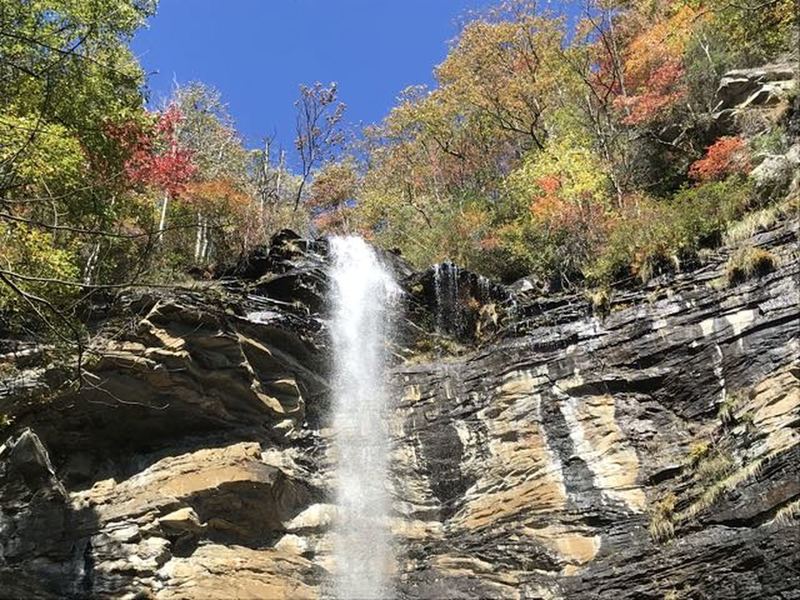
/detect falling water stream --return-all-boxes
[328,236,399,600]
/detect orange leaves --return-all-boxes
[184,178,250,214]
[623,5,699,83]
[313,208,350,234]
[457,205,492,240]
[307,161,359,235]
[308,161,358,211]
[613,4,704,125]
[689,136,751,182]
[528,170,608,233]
[529,175,564,222]
[615,58,687,125]
[478,234,502,251]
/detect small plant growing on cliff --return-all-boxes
[586,287,612,317]
[0,413,12,431]
[718,389,749,427]
[677,440,740,521]
[686,440,735,484]
[724,247,778,286]
[680,457,763,522]
[723,202,786,246]
[773,499,800,526]
[649,492,677,543]
[695,448,735,483]
[687,441,710,466]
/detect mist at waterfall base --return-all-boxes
[328,236,400,600]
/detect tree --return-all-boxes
[0,0,157,340]
[611,4,700,126]
[247,142,308,237]
[307,159,358,234]
[435,0,566,153]
[500,128,614,284]
[162,82,254,265]
[293,82,346,209]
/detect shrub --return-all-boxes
[695,448,735,482]
[724,247,778,286]
[687,441,711,466]
[587,177,756,287]
[689,137,751,182]
[586,198,676,285]
[586,287,612,316]
[672,177,753,245]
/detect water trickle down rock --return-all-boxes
[432,262,460,337]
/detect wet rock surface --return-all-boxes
[0,219,798,598]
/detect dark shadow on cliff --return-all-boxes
[0,428,100,599]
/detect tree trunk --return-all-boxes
[194,211,203,261]
[83,242,100,285]
[157,193,169,242]
[200,216,210,261]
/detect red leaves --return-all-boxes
[108,105,196,197]
[607,5,701,126]
[689,136,751,182]
[615,58,687,125]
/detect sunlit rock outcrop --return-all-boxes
[0,216,798,598]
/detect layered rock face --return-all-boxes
[391,220,799,599]
[1,233,334,599]
[1,212,799,600]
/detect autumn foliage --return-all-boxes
[2,0,796,341]
[612,5,700,125]
[615,58,687,125]
[689,137,751,182]
[346,0,794,285]
[114,106,197,197]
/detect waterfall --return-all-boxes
[328,236,399,600]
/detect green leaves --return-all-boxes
[0,222,79,316]
[0,0,157,337]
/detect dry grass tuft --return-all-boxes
[773,499,800,526]
[724,246,778,287]
[649,492,677,543]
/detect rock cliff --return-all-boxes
[1,210,797,599]
[2,69,799,598]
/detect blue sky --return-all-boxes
[132,0,499,158]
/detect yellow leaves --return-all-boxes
[508,136,612,217]
[433,10,566,148]
[0,222,79,313]
[0,115,85,188]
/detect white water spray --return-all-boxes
[328,236,398,600]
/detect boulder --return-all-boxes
[750,143,800,203]
[715,62,797,112]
